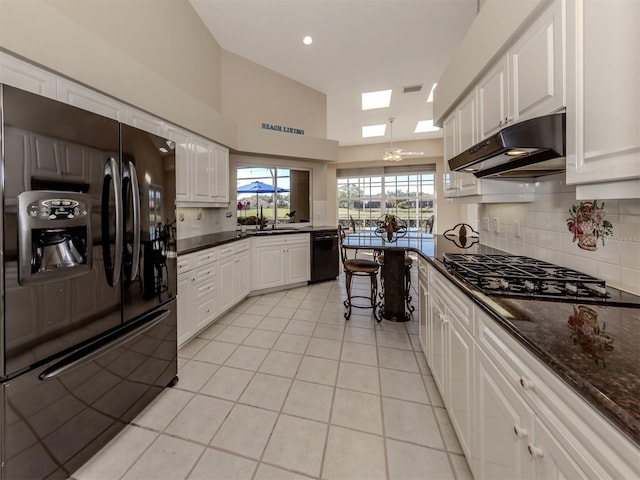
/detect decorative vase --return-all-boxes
[577,233,597,251]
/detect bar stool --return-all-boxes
[376,252,415,314]
[338,225,380,319]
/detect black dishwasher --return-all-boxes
[310,230,340,283]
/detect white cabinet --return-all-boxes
[478,55,510,139]
[418,258,430,359]
[56,78,124,121]
[217,240,250,314]
[251,234,310,291]
[475,347,536,479]
[166,126,192,203]
[213,144,230,204]
[509,0,565,123]
[0,52,57,99]
[566,0,640,198]
[124,106,164,135]
[421,265,637,479]
[165,126,230,207]
[176,248,218,347]
[427,267,474,458]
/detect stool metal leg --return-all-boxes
[344,270,353,319]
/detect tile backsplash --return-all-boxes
[478,174,640,296]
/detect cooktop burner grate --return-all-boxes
[442,254,610,300]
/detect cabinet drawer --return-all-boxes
[196,297,216,324]
[196,248,218,266]
[195,278,216,301]
[216,244,235,259]
[429,267,473,332]
[177,253,196,274]
[195,263,217,284]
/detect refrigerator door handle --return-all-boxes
[101,157,123,287]
[38,309,171,381]
[123,160,141,281]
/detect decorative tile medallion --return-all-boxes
[567,200,613,251]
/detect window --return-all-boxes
[237,167,311,225]
[337,166,435,231]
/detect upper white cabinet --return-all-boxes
[509,0,565,123]
[56,78,124,122]
[164,127,230,207]
[565,0,640,198]
[0,52,57,99]
[478,55,510,139]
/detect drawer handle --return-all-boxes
[527,444,544,458]
[513,425,528,438]
[519,377,535,391]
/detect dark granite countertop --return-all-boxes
[178,230,640,444]
[345,232,640,445]
[176,226,337,255]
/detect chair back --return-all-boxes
[425,215,435,233]
[338,224,349,266]
[349,215,357,233]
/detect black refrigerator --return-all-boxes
[0,84,178,479]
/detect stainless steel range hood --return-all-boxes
[448,113,566,179]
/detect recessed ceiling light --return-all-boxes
[362,124,386,138]
[426,83,437,103]
[415,120,440,133]
[159,147,169,153]
[302,35,313,45]
[362,90,392,110]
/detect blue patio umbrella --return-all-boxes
[236,180,289,214]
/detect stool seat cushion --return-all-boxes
[344,258,379,273]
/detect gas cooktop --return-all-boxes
[442,254,613,303]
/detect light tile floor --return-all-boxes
[72,271,473,480]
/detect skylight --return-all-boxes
[362,124,386,138]
[415,120,440,133]
[426,83,437,103]
[362,90,392,110]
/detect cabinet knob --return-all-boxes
[519,377,535,390]
[513,424,529,438]
[527,444,544,458]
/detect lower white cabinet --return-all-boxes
[251,234,310,291]
[420,262,638,480]
[217,240,250,315]
[177,247,218,347]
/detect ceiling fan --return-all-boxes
[383,117,424,162]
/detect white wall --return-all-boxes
[479,174,640,295]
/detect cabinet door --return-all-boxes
[428,289,447,397]
[475,348,535,480]
[252,245,286,290]
[167,127,192,202]
[218,255,236,314]
[213,144,230,203]
[286,242,310,285]
[531,418,587,480]
[124,107,163,135]
[566,0,640,193]
[418,273,429,361]
[195,279,217,331]
[447,314,474,458]
[478,55,510,139]
[235,251,251,300]
[177,273,196,347]
[57,78,124,121]
[31,133,60,179]
[0,52,57,99]
[510,0,564,122]
[442,114,458,197]
[457,91,477,153]
[192,139,214,202]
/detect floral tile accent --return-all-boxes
[567,200,613,250]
